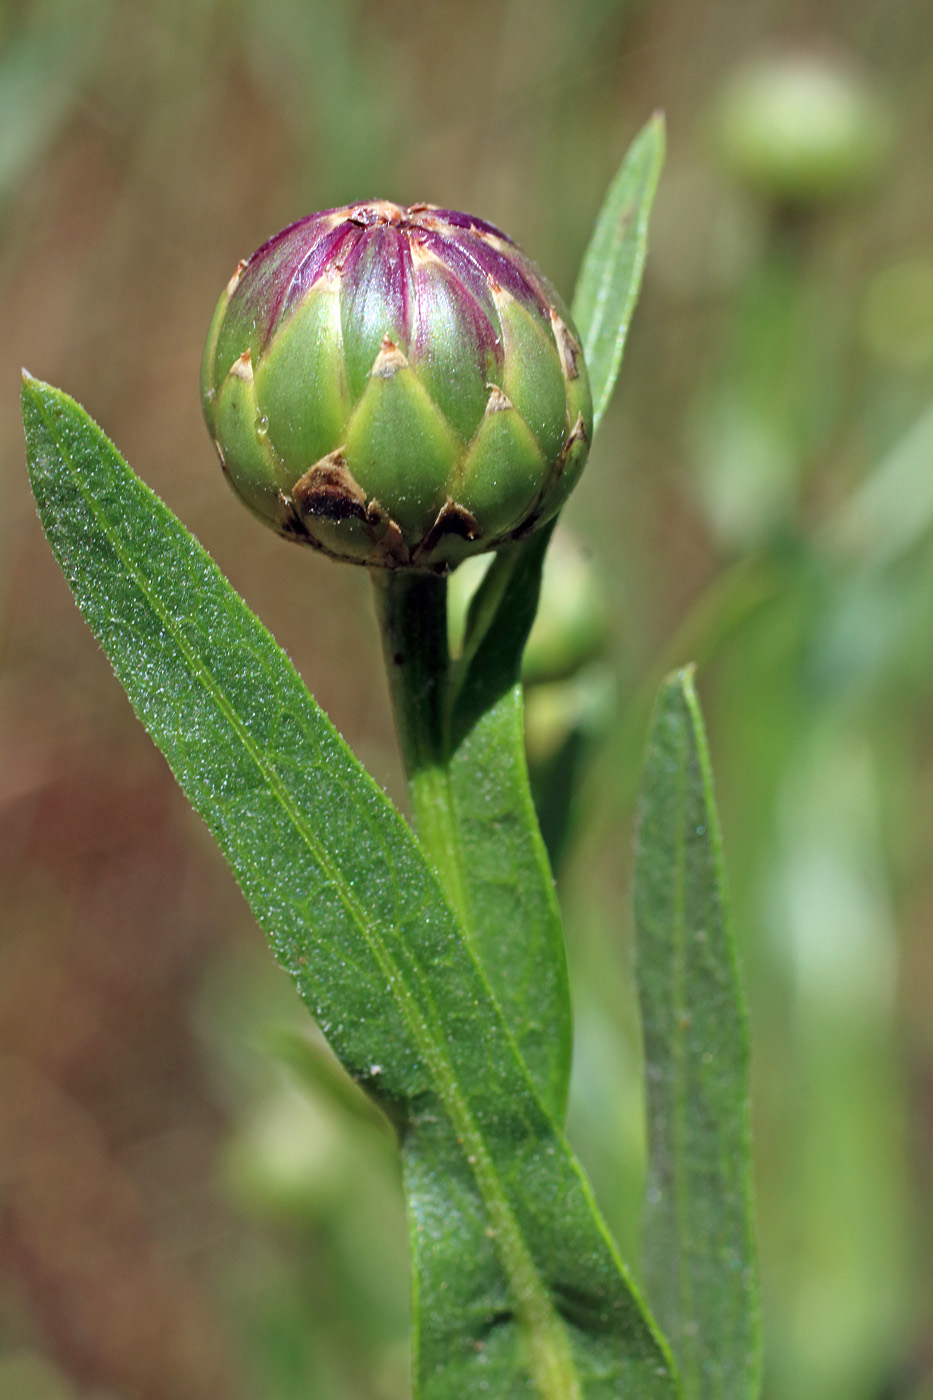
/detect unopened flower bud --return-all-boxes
[713,49,891,205]
[201,201,592,571]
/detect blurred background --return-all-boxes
[1,0,932,1396]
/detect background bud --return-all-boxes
[201,201,592,571]
[712,49,891,205]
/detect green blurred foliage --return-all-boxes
[1,0,932,1397]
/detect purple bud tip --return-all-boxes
[226,201,559,359]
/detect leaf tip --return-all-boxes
[20,368,47,416]
[664,660,696,689]
[655,663,699,723]
[642,110,667,161]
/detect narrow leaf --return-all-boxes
[373,538,571,1122]
[24,376,680,1400]
[572,113,665,431]
[633,667,761,1400]
[826,401,933,568]
[446,522,572,1119]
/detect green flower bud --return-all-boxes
[713,49,891,204]
[201,201,592,571]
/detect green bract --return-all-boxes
[201,201,593,571]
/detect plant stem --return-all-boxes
[371,570,470,925]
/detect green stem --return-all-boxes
[371,570,469,924]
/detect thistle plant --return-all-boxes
[22,116,761,1400]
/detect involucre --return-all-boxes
[201,201,592,572]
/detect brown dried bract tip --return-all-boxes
[230,349,253,381]
[348,199,406,228]
[372,338,408,380]
[484,385,513,414]
[551,311,583,381]
[292,451,370,523]
[556,413,589,474]
[412,499,481,566]
[226,259,248,297]
[289,452,412,567]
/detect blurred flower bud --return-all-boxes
[201,202,592,572]
[712,49,891,204]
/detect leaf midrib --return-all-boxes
[672,714,697,1390]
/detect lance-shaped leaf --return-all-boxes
[372,536,572,1123]
[634,668,761,1400]
[446,521,572,1119]
[572,113,665,431]
[23,376,680,1400]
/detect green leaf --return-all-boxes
[633,668,761,1400]
[373,527,572,1122]
[448,523,572,1118]
[24,376,680,1400]
[572,113,665,432]
[0,0,109,204]
[826,401,933,569]
[263,1026,398,1143]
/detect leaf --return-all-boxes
[373,539,571,1122]
[263,1026,398,1142]
[826,401,933,569]
[446,522,572,1119]
[633,668,761,1400]
[24,376,680,1400]
[0,0,109,202]
[572,113,665,432]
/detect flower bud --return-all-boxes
[712,49,891,205]
[201,201,592,571]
